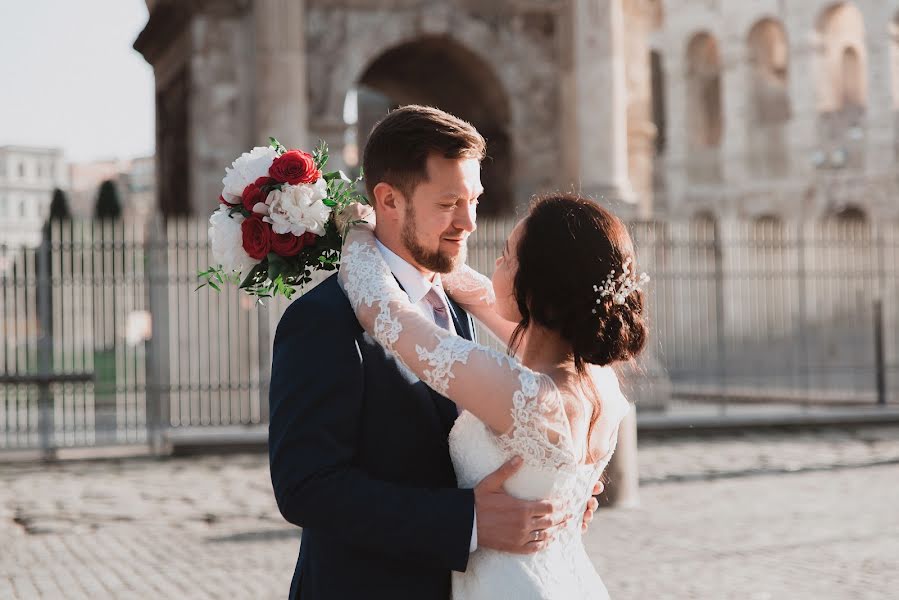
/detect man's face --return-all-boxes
[400,154,482,273]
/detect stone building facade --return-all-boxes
[0,146,67,262]
[135,0,660,218]
[652,0,899,223]
[135,0,899,223]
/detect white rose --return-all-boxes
[264,178,331,236]
[208,206,260,274]
[221,146,279,204]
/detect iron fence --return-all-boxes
[1,215,896,452]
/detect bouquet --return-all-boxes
[198,138,367,300]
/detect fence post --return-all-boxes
[145,216,171,454]
[257,305,271,424]
[36,227,55,460]
[713,219,727,396]
[874,297,886,406]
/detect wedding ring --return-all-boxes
[532,530,542,542]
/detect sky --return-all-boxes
[0,1,155,163]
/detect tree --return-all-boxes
[94,180,122,220]
[48,188,71,221]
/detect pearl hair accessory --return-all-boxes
[592,258,649,313]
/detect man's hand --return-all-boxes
[581,480,605,532]
[475,457,571,554]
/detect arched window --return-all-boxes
[354,37,512,215]
[687,33,723,149]
[747,19,791,177]
[686,32,723,183]
[815,3,867,168]
[840,46,864,109]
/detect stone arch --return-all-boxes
[747,19,790,125]
[344,36,513,216]
[815,3,868,113]
[750,213,785,239]
[747,18,791,178]
[685,32,723,183]
[686,32,723,148]
[827,203,868,222]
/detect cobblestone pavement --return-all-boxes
[2,426,897,599]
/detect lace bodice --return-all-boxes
[448,383,627,599]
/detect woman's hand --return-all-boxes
[336,202,375,237]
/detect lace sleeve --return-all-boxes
[338,227,577,470]
[441,264,496,306]
[442,264,518,348]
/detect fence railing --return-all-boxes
[1,215,896,451]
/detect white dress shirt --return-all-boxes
[375,239,478,553]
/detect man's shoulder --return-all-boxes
[279,273,357,332]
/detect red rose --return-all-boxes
[241,176,275,213]
[241,215,272,260]
[269,150,321,185]
[302,232,317,247]
[270,231,305,257]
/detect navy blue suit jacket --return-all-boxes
[269,273,476,599]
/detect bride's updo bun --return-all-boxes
[508,193,648,369]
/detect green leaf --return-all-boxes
[267,253,289,282]
[239,262,267,289]
[312,140,329,170]
[269,137,287,154]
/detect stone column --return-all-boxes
[252,0,311,416]
[721,40,750,199]
[561,0,634,208]
[784,23,822,189]
[308,117,349,174]
[623,0,657,218]
[661,49,689,217]
[861,3,894,180]
[253,0,309,148]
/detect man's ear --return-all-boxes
[372,182,403,219]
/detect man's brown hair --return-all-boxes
[362,105,486,201]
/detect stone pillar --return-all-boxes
[562,0,633,208]
[253,0,310,417]
[784,24,822,189]
[253,0,309,148]
[721,40,750,200]
[598,406,639,508]
[861,3,894,180]
[662,50,689,216]
[623,0,657,218]
[308,117,349,174]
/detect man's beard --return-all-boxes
[400,204,465,274]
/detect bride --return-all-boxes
[338,192,648,599]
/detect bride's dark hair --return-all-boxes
[508,194,647,446]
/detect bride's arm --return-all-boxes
[441,265,518,349]
[339,226,574,463]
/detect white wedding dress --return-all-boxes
[339,229,631,600]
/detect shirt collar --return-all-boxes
[374,238,443,304]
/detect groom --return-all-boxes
[269,106,598,600]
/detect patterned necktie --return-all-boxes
[424,286,451,331]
